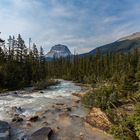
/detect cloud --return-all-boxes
[103,16,121,24]
[0,0,140,54]
[48,5,73,18]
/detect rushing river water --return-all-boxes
[0,80,114,140]
[0,80,83,121]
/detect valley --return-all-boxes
[0,80,114,140]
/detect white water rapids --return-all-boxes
[0,80,82,121]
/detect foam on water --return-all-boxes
[0,80,81,121]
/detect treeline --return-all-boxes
[0,34,47,90]
[47,49,140,88]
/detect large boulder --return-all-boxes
[0,121,10,140]
[86,107,112,131]
[72,92,86,97]
[30,127,53,140]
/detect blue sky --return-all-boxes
[0,0,140,54]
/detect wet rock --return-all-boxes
[54,103,69,112]
[20,135,28,140]
[36,111,45,117]
[11,106,23,114]
[26,123,32,128]
[53,126,60,133]
[13,91,18,95]
[0,121,10,140]
[45,109,50,113]
[80,132,84,139]
[86,107,112,131]
[40,91,44,93]
[17,107,23,112]
[55,103,65,106]
[42,116,46,119]
[58,112,69,118]
[57,126,60,130]
[58,95,63,98]
[12,116,23,122]
[70,114,80,118]
[10,91,18,96]
[19,115,26,118]
[55,108,62,112]
[72,93,80,97]
[72,103,78,108]
[11,106,17,112]
[74,99,80,103]
[42,121,49,126]
[11,92,20,97]
[66,107,72,112]
[29,127,53,140]
[28,116,39,122]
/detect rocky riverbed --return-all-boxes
[0,80,114,140]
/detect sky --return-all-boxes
[0,0,140,54]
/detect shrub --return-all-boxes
[110,103,140,140]
[34,79,59,90]
[81,84,119,109]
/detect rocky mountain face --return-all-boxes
[80,32,140,57]
[118,32,140,41]
[46,44,72,59]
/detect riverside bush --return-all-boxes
[109,102,140,140]
[34,79,59,90]
[81,84,119,109]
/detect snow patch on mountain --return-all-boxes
[46,44,72,58]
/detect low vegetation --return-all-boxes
[81,82,140,140]
[81,84,119,109]
[34,79,59,90]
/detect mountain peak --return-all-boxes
[118,32,140,42]
[46,44,71,58]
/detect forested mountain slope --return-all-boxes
[80,32,140,57]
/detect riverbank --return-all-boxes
[73,87,115,139]
[80,80,140,140]
[0,79,59,96]
[0,79,59,97]
[0,80,114,140]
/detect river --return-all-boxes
[0,80,114,140]
[0,80,83,121]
